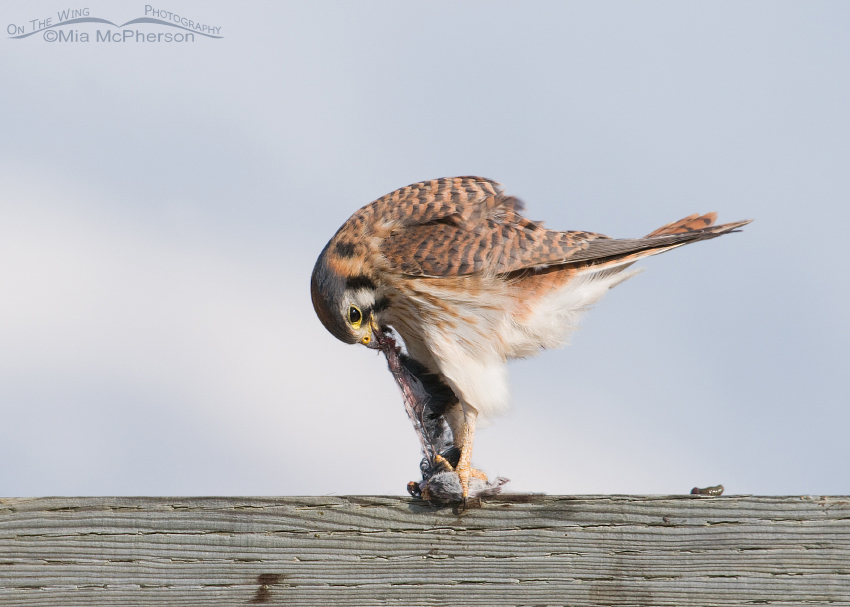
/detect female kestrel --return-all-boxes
[311,177,750,501]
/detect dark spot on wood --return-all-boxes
[691,484,725,496]
[346,275,376,291]
[250,574,282,604]
[490,493,548,505]
[335,241,356,258]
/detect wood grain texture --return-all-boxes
[1,495,849,606]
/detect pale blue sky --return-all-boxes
[1,1,848,496]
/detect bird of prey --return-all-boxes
[311,176,750,501]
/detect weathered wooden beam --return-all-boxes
[1,495,848,606]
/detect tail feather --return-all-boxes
[568,215,752,276]
[646,212,718,237]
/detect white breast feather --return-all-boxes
[392,265,639,421]
[501,266,641,359]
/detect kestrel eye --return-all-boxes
[348,305,362,327]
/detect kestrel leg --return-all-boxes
[433,452,488,478]
[456,406,485,502]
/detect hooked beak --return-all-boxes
[360,314,381,349]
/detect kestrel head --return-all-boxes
[310,242,383,348]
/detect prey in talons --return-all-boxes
[373,327,508,505]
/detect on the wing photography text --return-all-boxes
[7,6,223,43]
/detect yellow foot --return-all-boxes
[456,465,470,503]
[455,465,489,501]
[435,455,487,483]
[433,454,455,472]
[429,455,489,504]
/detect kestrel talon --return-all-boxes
[310,176,750,501]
